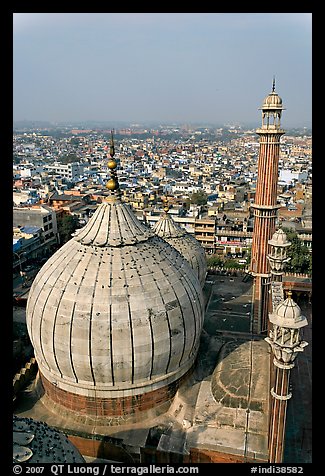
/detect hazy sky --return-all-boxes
[13,13,312,128]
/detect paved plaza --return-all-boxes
[204,272,253,335]
[203,273,312,463]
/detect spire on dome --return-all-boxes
[109,129,115,157]
[286,290,292,299]
[162,194,172,214]
[105,129,121,200]
[272,76,276,92]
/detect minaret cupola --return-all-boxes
[259,77,285,131]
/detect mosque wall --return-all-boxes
[67,433,268,463]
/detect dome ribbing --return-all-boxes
[153,212,207,288]
[26,198,204,401]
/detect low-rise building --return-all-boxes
[13,205,58,264]
[44,162,84,180]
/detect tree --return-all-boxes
[223,259,242,269]
[207,255,247,270]
[59,154,79,164]
[189,190,208,206]
[206,254,224,268]
[282,227,312,274]
[58,214,79,245]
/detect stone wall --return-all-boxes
[68,432,266,463]
[13,357,38,399]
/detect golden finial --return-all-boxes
[106,178,118,190]
[107,157,117,171]
[162,195,171,214]
[105,129,121,197]
[287,289,293,299]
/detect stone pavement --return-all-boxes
[204,273,312,463]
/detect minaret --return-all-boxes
[250,79,285,334]
[267,229,291,284]
[265,291,308,462]
[267,228,291,311]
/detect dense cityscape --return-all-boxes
[13,121,312,269]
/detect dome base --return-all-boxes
[38,369,193,426]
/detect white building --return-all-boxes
[44,163,84,180]
[279,169,308,185]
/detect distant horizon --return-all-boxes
[13,118,312,131]
[13,13,311,129]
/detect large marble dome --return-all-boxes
[26,191,204,421]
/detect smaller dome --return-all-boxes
[276,297,301,320]
[268,229,290,247]
[262,91,283,110]
[270,294,308,329]
[13,416,85,463]
[153,212,207,288]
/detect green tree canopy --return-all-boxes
[59,154,79,164]
[282,227,312,274]
[58,214,79,245]
[189,190,208,205]
[206,254,224,268]
[223,259,242,269]
[206,255,246,270]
